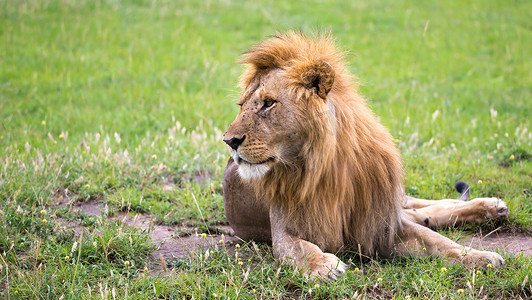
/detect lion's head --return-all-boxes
[223,33,340,181]
[223,32,404,255]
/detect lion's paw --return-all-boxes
[308,253,347,281]
[461,249,504,269]
[472,197,509,220]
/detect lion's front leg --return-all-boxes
[395,218,504,268]
[270,205,347,280]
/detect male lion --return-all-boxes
[222,32,508,279]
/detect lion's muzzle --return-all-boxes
[223,135,246,150]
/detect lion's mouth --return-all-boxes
[234,154,275,166]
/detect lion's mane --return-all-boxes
[239,32,404,256]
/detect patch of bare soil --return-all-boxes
[117,213,239,260]
[76,201,105,216]
[459,231,532,256]
[118,213,240,274]
[57,200,239,268]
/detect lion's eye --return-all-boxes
[263,99,276,108]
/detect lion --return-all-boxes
[222,32,509,279]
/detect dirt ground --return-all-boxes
[459,231,532,257]
[118,213,240,259]
[64,200,240,262]
[64,200,532,268]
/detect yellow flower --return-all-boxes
[40,209,46,214]
[65,256,69,260]
[252,289,256,293]
[201,233,206,238]
[59,134,64,139]
[238,261,243,266]
[168,136,174,140]
[41,121,46,125]
[212,293,218,298]
[151,154,157,159]
[477,180,482,184]
[42,219,47,223]
[235,244,240,248]
[457,289,464,294]
[314,284,320,289]
[487,263,492,268]
[377,277,383,282]
[441,267,447,272]
[510,155,515,160]
[423,247,426,251]
[125,261,130,266]
[354,267,360,272]
[85,184,90,189]
[476,270,481,275]
[219,239,224,244]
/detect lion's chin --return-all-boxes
[236,159,272,180]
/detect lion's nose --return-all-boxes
[223,135,246,150]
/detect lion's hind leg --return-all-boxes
[402,180,470,210]
[394,218,504,268]
[404,198,508,228]
[403,181,508,228]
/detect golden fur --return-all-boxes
[228,31,404,256]
[224,32,507,278]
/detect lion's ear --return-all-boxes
[296,60,335,100]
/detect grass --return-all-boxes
[1,0,531,298]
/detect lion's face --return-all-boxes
[223,69,305,180]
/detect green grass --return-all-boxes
[1,0,531,298]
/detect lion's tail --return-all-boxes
[454,180,470,201]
